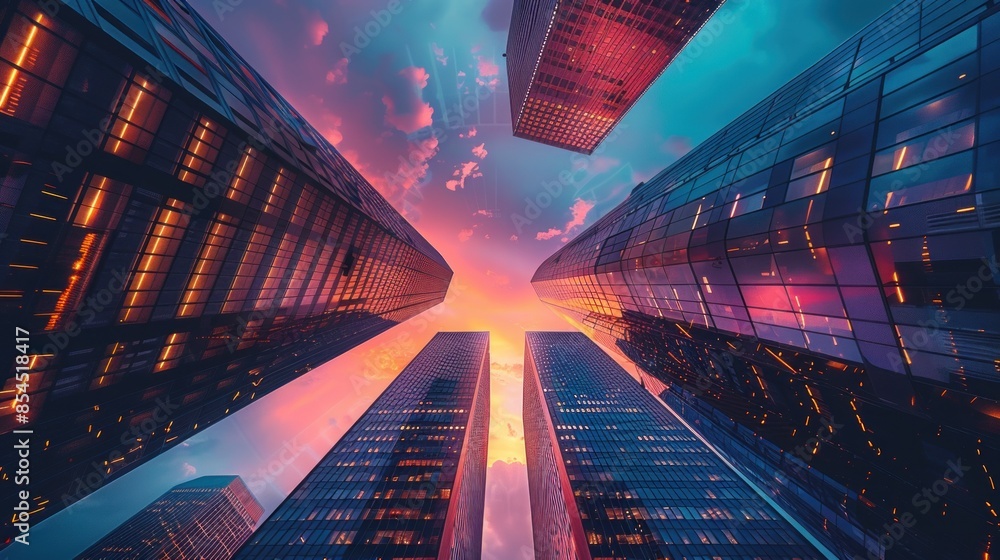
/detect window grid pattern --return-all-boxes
[0,0,453,537]
[532,4,1000,559]
[525,332,823,560]
[76,476,263,560]
[507,0,725,154]
[234,332,490,560]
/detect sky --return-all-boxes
[10,0,899,558]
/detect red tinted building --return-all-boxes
[506,0,724,154]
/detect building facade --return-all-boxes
[533,1,1000,558]
[76,475,263,560]
[234,332,490,560]
[0,0,451,540]
[523,331,827,560]
[505,0,724,154]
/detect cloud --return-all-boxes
[535,198,596,241]
[472,143,488,159]
[486,269,510,286]
[458,228,475,242]
[325,57,349,84]
[305,14,328,46]
[535,228,561,241]
[482,461,533,560]
[481,0,515,32]
[564,198,594,231]
[432,42,448,66]
[446,160,482,191]
[476,55,501,90]
[383,66,434,134]
[661,135,693,159]
[182,462,197,476]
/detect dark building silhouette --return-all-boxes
[76,475,263,560]
[0,0,451,541]
[533,1,1000,558]
[523,331,827,560]
[506,0,724,154]
[234,332,490,560]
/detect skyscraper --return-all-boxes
[0,0,451,540]
[505,0,724,154]
[234,332,490,560]
[533,1,1000,558]
[76,475,263,560]
[523,331,827,560]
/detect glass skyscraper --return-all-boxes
[523,331,827,560]
[533,1,1000,558]
[0,0,451,540]
[76,475,263,560]
[234,332,490,560]
[505,0,724,154]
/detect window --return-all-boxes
[177,214,237,317]
[104,74,171,162]
[0,9,80,125]
[872,119,975,176]
[153,332,188,372]
[176,116,225,186]
[222,223,273,313]
[867,150,974,211]
[226,145,265,204]
[119,199,190,323]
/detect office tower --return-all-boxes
[76,475,263,560]
[505,0,724,154]
[0,0,452,540]
[533,1,1000,558]
[234,332,490,560]
[524,331,826,560]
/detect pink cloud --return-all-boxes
[432,42,448,66]
[482,461,533,560]
[472,143,488,160]
[535,228,561,241]
[565,198,595,231]
[458,228,475,242]
[182,462,197,476]
[446,160,482,191]
[383,67,434,134]
[306,15,328,46]
[535,198,596,241]
[662,135,694,159]
[325,57,349,85]
[476,56,501,90]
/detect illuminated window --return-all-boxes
[0,8,79,125]
[177,116,225,186]
[45,176,131,331]
[222,223,273,313]
[177,214,237,317]
[119,199,190,323]
[154,333,189,372]
[104,75,171,162]
[226,145,265,204]
[262,167,294,215]
[72,175,132,230]
[255,232,297,311]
